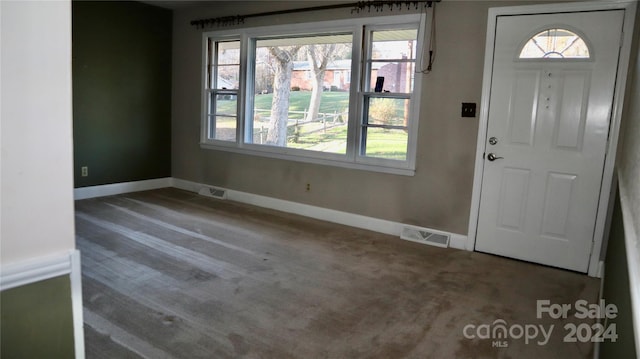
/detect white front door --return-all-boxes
[475,10,624,272]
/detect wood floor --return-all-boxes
[76,188,598,358]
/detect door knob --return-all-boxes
[487,153,504,161]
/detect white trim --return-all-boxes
[172,178,467,250]
[0,250,85,359]
[74,177,173,200]
[597,260,605,279]
[594,262,607,359]
[170,178,201,193]
[70,250,85,359]
[449,233,468,251]
[466,0,637,277]
[619,180,640,355]
[1,251,73,291]
[588,0,637,277]
[199,142,416,176]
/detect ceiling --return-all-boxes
[140,0,356,10]
[138,0,212,10]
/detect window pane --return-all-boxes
[212,115,237,141]
[363,127,408,160]
[372,29,418,60]
[214,94,237,116]
[210,41,240,90]
[370,62,414,93]
[208,92,237,142]
[217,65,239,89]
[287,113,348,154]
[250,34,352,152]
[366,97,410,126]
[217,41,240,64]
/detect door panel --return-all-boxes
[540,172,576,239]
[508,70,540,146]
[497,168,530,232]
[555,72,589,150]
[476,10,624,272]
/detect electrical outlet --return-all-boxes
[461,102,477,118]
[81,166,88,177]
[306,183,311,192]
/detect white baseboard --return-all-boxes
[171,177,202,193]
[172,178,468,250]
[449,233,468,251]
[74,177,173,200]
[73,177,469,251]
[0,250,85,359]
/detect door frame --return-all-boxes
[467,0,637,277]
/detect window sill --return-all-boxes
[200,142,416,176]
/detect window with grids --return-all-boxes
[361,28,418,161]
[206,40,240,142]
[202,15,424,174]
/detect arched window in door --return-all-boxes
[519,28,590,59]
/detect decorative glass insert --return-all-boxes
[519,29,590,59]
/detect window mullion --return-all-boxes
[355,25,373,159]
[213,42,219,139]
[363,124,407,130]
[238,34,250,146]
[210,90,218,140]
[345,25,364,162]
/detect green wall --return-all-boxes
[1,276,75,358]
[600,193,637,358]
[73,1,172,188]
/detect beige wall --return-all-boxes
[1,1,75,265]
[171,1,537,235]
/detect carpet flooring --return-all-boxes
[76,188,599,358]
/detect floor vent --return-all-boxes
[400,226,450,248]
[198,186,227,200]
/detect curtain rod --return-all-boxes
[191,0,439,29]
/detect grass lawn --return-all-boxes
[362,127,408,160]
[215,91,349,116]
[254,91,350,116]
[214,90,407,160]
[290,125,407,160]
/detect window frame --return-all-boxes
[200,14,427,176]
[201,34,245,148]
[357,24,420,166]
[205,39,242,142]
